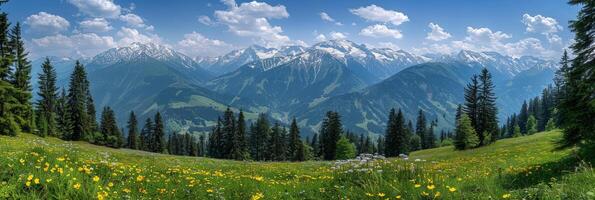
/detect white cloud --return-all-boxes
[426,23,451,41]
[24,12,70,34]
[522,14,562,34]
[67,0,121,18]
[198,15,213,25]
[116,27,162,46]
[176,32,233,57]
[29,33,116,58]
[315,34,326,42]
[464,26,511,44]
[119,13,153,30]
[320,12,342,26]
[329,31,347,40]
[350,4,409,26]
[79,18,112,32]
[359,24,402,39]
[214,0,292,48]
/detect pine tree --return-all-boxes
[385,109,409,157]
[36,58,58,137]
[288,117,304,161]
[545,118,556,131]
[67,61,89,141]
[335,136,356,160]
[415,109,427,149]
[220,108,235,158]
[140,117,153,151]
[558,0,595,150]
[464,75,480,132]
[55,88,72,138]
[99,106,121,148]
[269,123,286,161]
[454,114,479,150]
[310,133,319,158]
[126,111,139,149]
[208,118,223,158]
[230,110,249,160]
[425,119,437,149]
[250,114,270,161]
[9,22,34,133]
[319,111,342,160]
[153,112,166,153]
[526,115,537,135]
[477,68,498,144]
[518,101,529,135]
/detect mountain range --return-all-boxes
[32,40,559,137]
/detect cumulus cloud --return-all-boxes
[214,0,292,48]
[119,13,153,30]
[24,12,70,34]
[79,18,112,32]
[176,32,233,57]
[426,23,451,41]
[329,31,347,40]
[67,0,121,18]
[116,27,162,46]
[198,15,213,25]
[350,4,408,26]
[359,24,402,39]
[315,34,327,42]
[320,12,342,26]
[29,33,116,58]
[522,14,562,34]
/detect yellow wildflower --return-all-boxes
[396,195,401,199]
[93,176,100,182]
[414,184,421,188]
[46,179,52,183]
[108,182,114,187]
[449,187,457,192]
[378,193,385,197]
[34,178,40,184]
[427,184,435,190]
[25,181,31,187]
[136,175,144,182]
[123,188,131,193]
[251,192,264,200]
[435,192,441,198]
[19,159,25,164]
[206,189,214,193]
[502,194,512,199]
[73,183,81,190]
[57,157,65,161]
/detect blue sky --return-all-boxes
[3,0,580,60]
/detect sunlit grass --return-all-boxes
[0,130,592,199]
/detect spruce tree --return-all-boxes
[230,110,249,160]
[269,123,286,161]
[425,119,437,149]
[153,112,166,153]
[454,114,479,150]
[67,61,89,141]
[415,109,427,149]
[140,117,153,151]
[477,68,498,144]
[526,115,537,135]
[464,75,480,132]
[221,108,235,158]
[335,136,356,160]
[250,114,270,161]
[518,101,529,135]
[9,22,34,133]
[319,111,342,160]
[55,88,72,138]
[558,0,595,150]
[99,106,121,148]
[288,118,304,161]
[36,58,58,137]
[126,111,139,149]
[385,109,409,157]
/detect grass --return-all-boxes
[0,130,593,199]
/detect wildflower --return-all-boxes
[251,192,264,200]
[34,178,40,184]
[27,175,33,181]
[378,192,385,197]
[365,193,374,197]
[108,182,114,187]
[46,179,52,183]
[449,187,457,192]
[427,184,435,190]
[421,191,429,196]
[136,175,144,182]
[73,183,81,190]
[206,189,214,193]
[57,157,65,162]
[19,159,25,164]
[93,176,100,182]
[123,188,131,193]
[435,192,441,198]
[502,194,512,199]
[396,195,401,199]
[414,184,421,188]
[25,181,31,187]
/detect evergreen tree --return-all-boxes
[385,109,409,157]
[425,119,437,149]
[545,118,556,131]
[376,136,385,155]
[36,58,58,137]
[67,61,89,141]
[335,136,356,160]
[415,109,427,149]
[558,0,594,150]
[126,111,139,149]
[250,114,270,161]
[208,118,223,158]
[477,68,498,144]
[153,112,166,153]
[310,133,319,158]
[512,124,521,138]
[464,75,480,132]
[99,106,121,148]
[454,114,479,150]
[518,101,529,134]
[526,115,537,135]
[288,117,304,161]
[221,108,235,158]
[319,111,342,160]
[9,22,34,133]
[230,110,249,160]
[140,117,153,151]
[269,123,286,161]
[55,88,71,138]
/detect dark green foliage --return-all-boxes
[168,132,199,156]
[55,88,72,138]
[36,58,58,137]
[268,123,286,161]
[464,75,480,132]
[526,115,538,135]
[98,106,122,148]
[288,118,305,161]
[477,68,498,144]
[66,61,90,140]
[140,117,154,152]
[230,110,249,160]
[153,112,166,153]
[557,0,595,154]
[415,109,427,149]
[384,108,410,157]
[126,111,139,150]
[319,111,342,160]
[250,114,270,161]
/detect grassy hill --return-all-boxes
[0,130,593,199]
